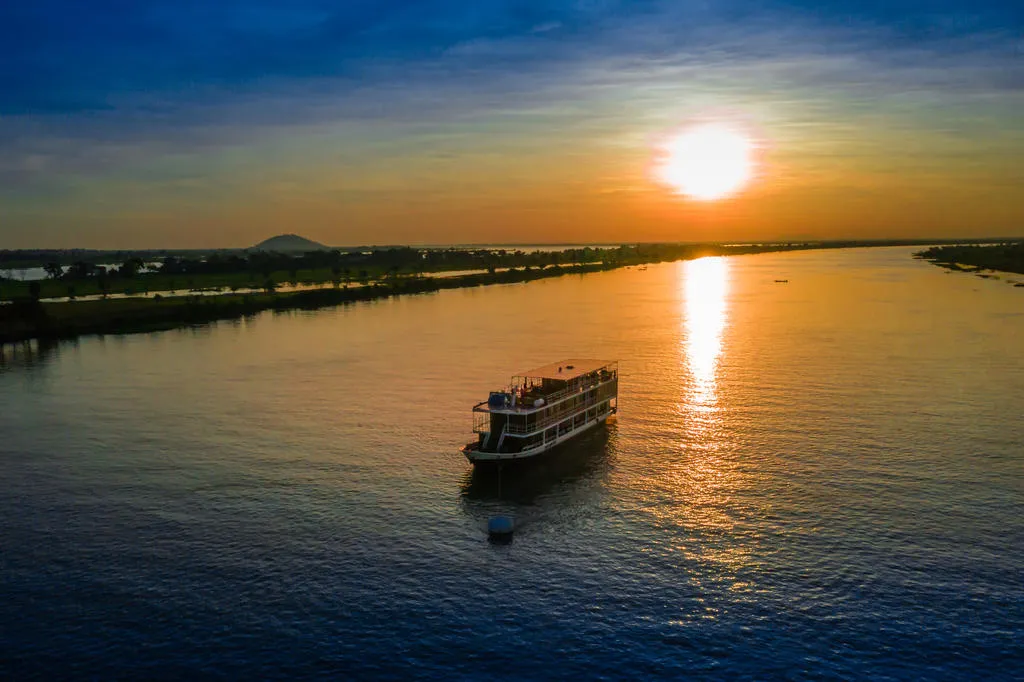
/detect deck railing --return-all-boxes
[475,369,618,416]
[502,387,615,435]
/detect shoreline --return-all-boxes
[3,262,610,344]
[914,243,1024,285]
[2,240,1015,345]
[3,237,1016,301]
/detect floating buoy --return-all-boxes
[488,515,514,541]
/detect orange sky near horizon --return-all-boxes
[3,2,1022,249]
[14,128,1018,249]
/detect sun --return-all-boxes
[656,124,754,201]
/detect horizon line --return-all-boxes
[2,236,1024,254]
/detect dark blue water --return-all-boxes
[2,248,1022,679]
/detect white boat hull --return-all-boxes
[462,408,614,464]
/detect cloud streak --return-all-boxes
[1,0,1021,245]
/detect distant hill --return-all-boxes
[249,234,330,252]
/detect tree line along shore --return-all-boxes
[2,240,1019,345]
[914,242,1024,279]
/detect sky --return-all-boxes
[1,0,1022,248]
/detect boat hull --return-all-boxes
[462,408,614,464]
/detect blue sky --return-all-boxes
[2,0,1022,247]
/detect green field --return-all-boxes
[0,265,604,343]
[0,267,389,301]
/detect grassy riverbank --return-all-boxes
[915,242,1024,282]
[0,263,471,301]
[0,268,334,301]
[4,244,691,301]
[2,238,1008,302]
[3,239,1013,344]
[0,263,610,343]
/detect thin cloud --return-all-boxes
[1,0,1021,244]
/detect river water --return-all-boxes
[2,247,1022,679]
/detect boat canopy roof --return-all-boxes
[517,358,614,381]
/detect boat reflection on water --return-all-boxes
[460,425,616,505]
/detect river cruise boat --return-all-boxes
[461,359,618,464]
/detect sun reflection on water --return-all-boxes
[683,257,730,408]
[656,256,749,583]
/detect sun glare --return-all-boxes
[657,124,754,201]
[682,256,729,407]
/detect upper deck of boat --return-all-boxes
[474,359,617,414]
[516,359,613,381]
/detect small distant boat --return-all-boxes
[461,359,618,464]
[774,279,789,283]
